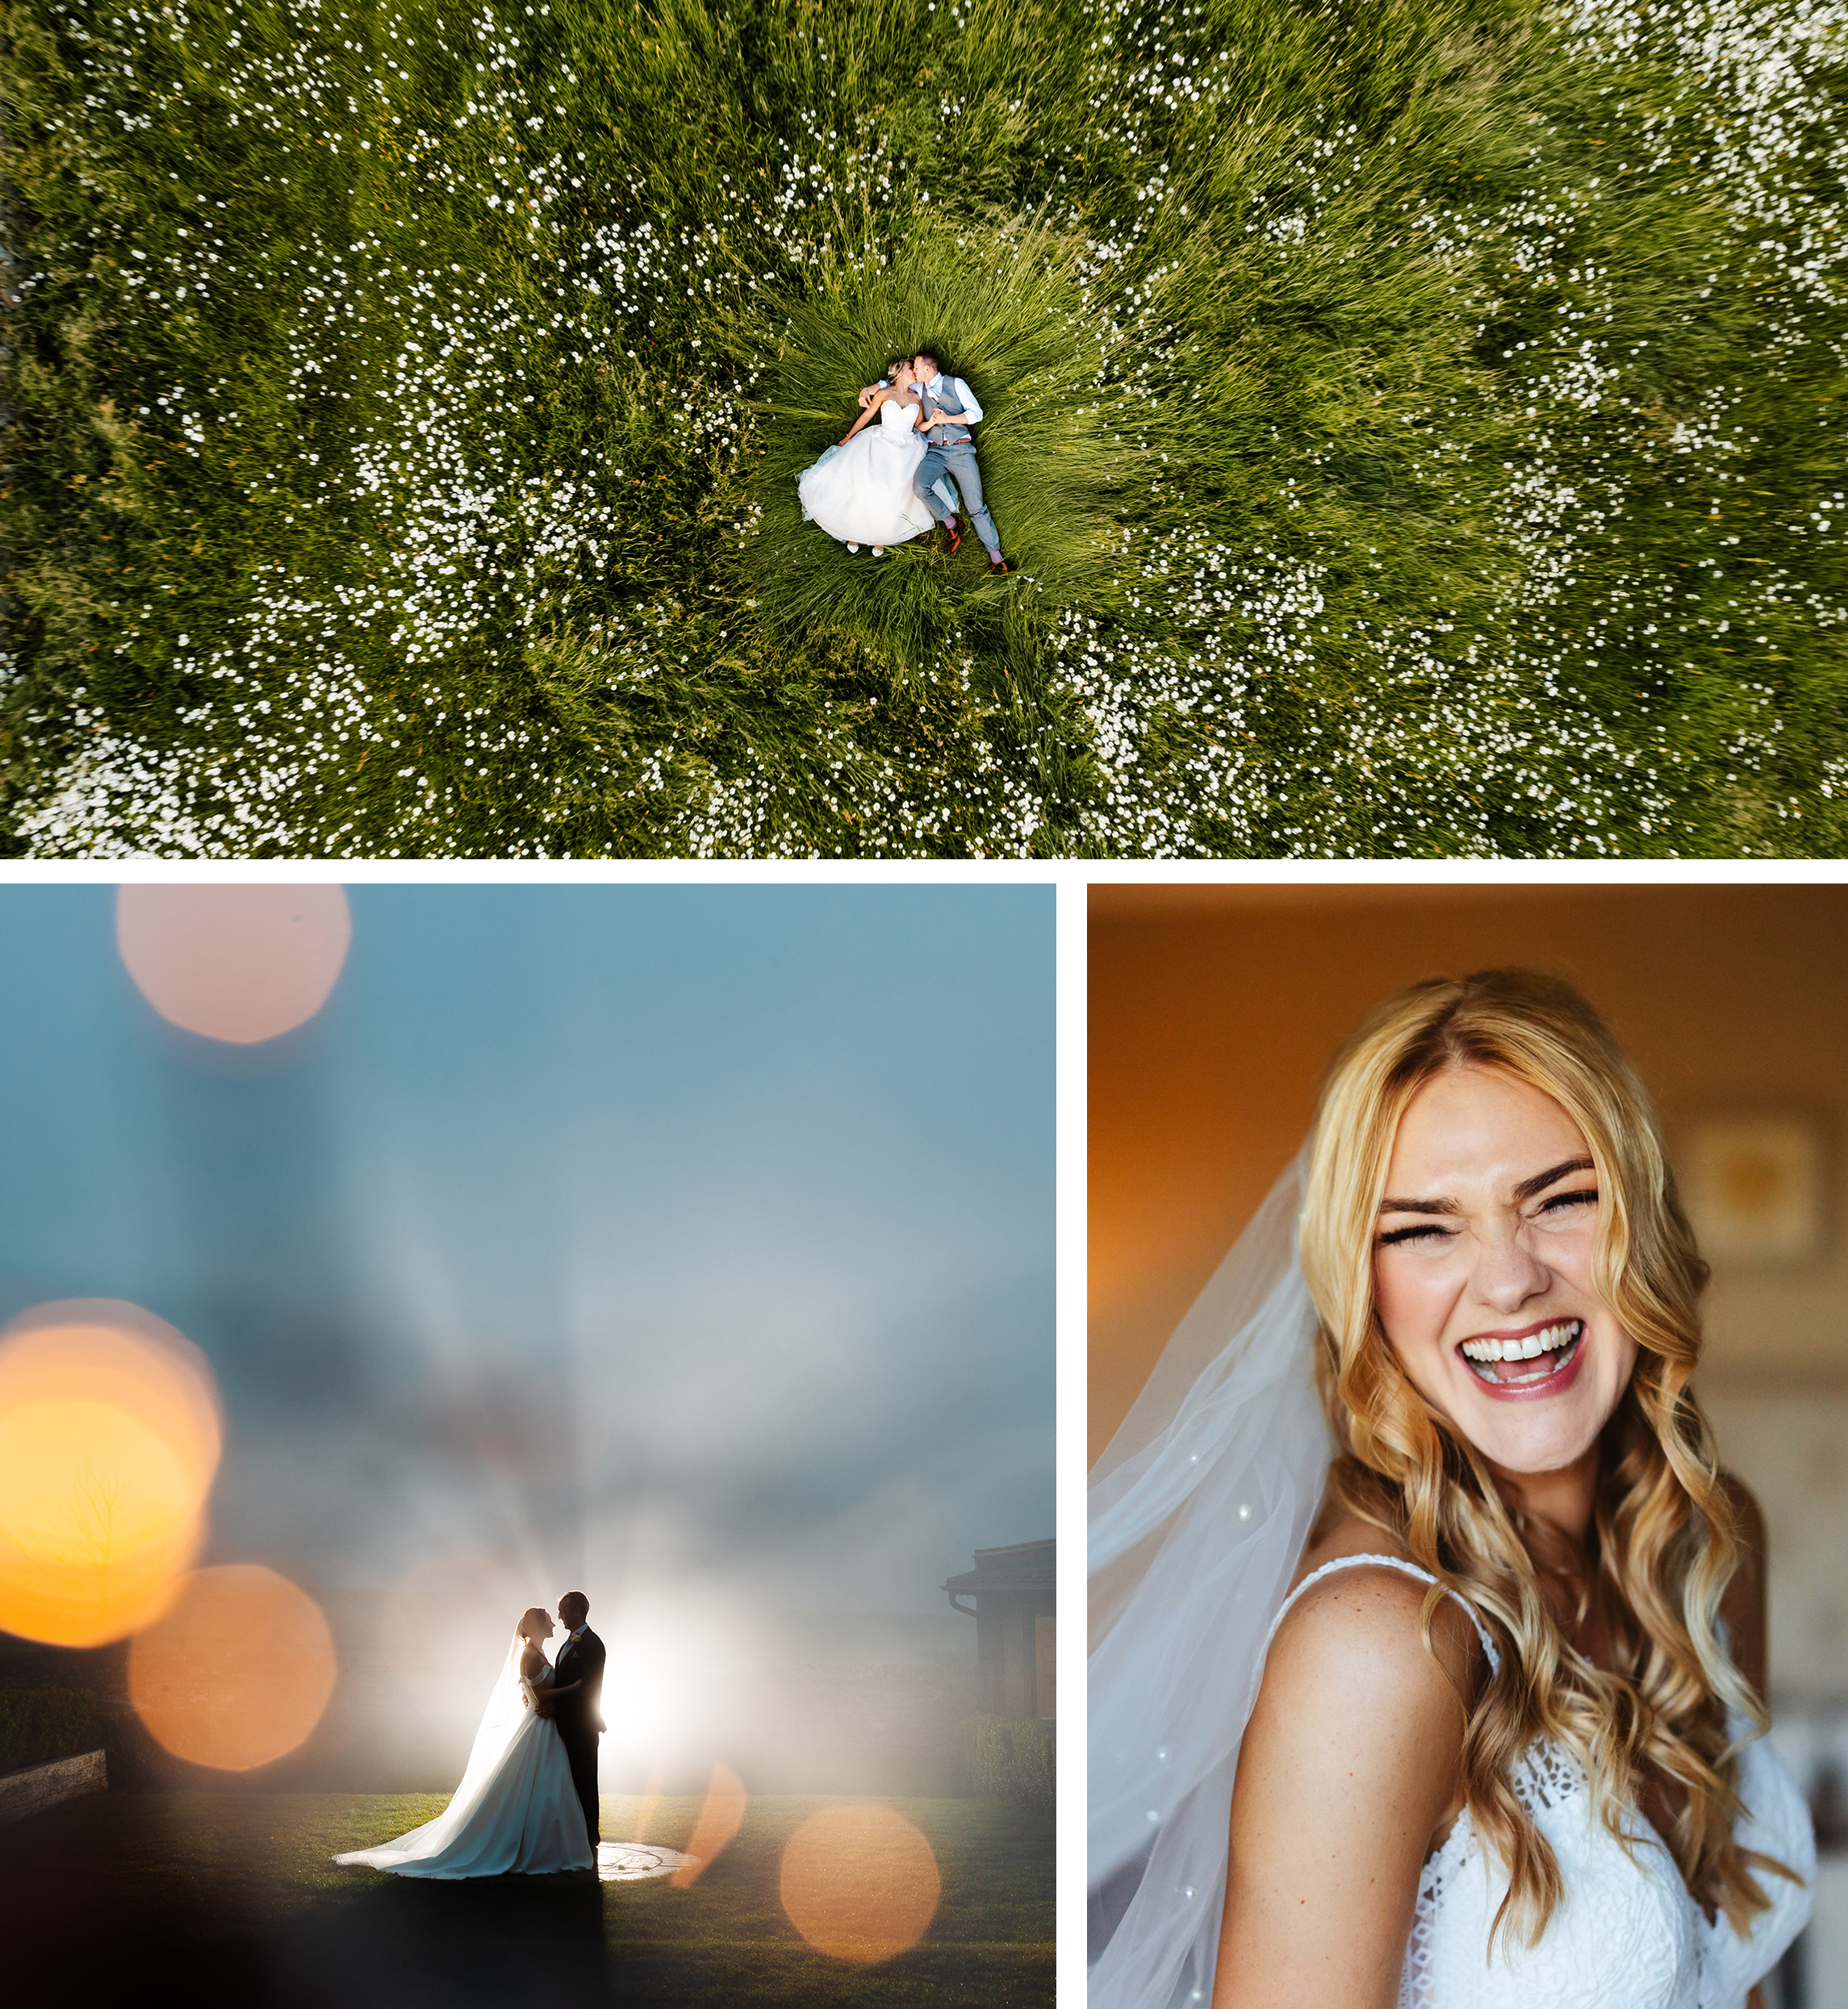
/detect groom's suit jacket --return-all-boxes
[553,1626,607,1740]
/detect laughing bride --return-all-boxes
[1089,969,1814,2009]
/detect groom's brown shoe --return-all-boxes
[944,519,963,556]
[989,556,1011,575]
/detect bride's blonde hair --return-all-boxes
[1298,967,1787,1944]
[517,1606,550,1644]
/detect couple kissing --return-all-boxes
[335,1591,607,1879]
[797,349,1010,572]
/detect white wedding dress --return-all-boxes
[1264,1556,1815,2008]
[335,1646,592,1878]
[796,395,938,548]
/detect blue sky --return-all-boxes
[0,884,1053,1619]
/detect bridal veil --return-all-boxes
[336,1630,529,1870]
[1088,1151,1333,2009]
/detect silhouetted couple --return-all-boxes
[336,1591,607,1877]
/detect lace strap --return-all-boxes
[1261,1552,1502,1674]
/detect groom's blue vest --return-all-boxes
[921,377,973,447]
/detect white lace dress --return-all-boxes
[796,393,938,548]
[1261,1556,1816,2009]
[334,1661,592,1878]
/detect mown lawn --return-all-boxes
[0,1789,1055,2006]
[3,0,1845,855]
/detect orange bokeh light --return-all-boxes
[129,1564,337,1770]
[0,1302,222,1647]
[115,883,352,1044]
[779,1803,942,1963]
[670,1760,747,1887]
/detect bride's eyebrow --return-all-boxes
[1379,1156,1596,1214]
[1513,1155,1596,1201]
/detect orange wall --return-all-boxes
[1089,883,1848,1466]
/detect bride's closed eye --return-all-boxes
[1537,1187,1598,1219]
[1378,1188,1597,1247]
[1378,1221,1452,1247]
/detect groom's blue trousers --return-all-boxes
[914,440,1001,556]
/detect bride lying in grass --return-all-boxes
[796,354,939,558]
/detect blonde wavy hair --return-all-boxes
[1298,967,1787,1944]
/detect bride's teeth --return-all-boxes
[1460,1320,1583,1376]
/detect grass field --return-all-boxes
[4,0,1846,855]
[0,1789,1055,2005]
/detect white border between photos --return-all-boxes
[6,855,1848,884]
[1056,871,1089,2004]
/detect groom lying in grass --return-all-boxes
[858,351,1010,574]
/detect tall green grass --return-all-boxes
[3,0,1844,854]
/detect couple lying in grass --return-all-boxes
[796,349,1010,572]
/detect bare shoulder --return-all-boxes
[1221,1543,1472,2004]
[1264,1555,1477,1722]
[1243,1562,1463,1790]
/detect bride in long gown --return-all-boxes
[336,1606,592,1878]
[796,354,939,556]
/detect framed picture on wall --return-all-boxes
[1678,1110,1829,1265]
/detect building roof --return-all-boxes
[942,1537,1054,1596]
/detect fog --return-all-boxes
[0,884,1053,1789]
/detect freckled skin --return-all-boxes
[1373,1067,1637,1506]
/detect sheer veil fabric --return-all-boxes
[447,1631,533,1819]
[335,1632,527,1871]
[1089,1151,1333,2009]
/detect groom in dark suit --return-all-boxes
[541,1590,606,1848]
